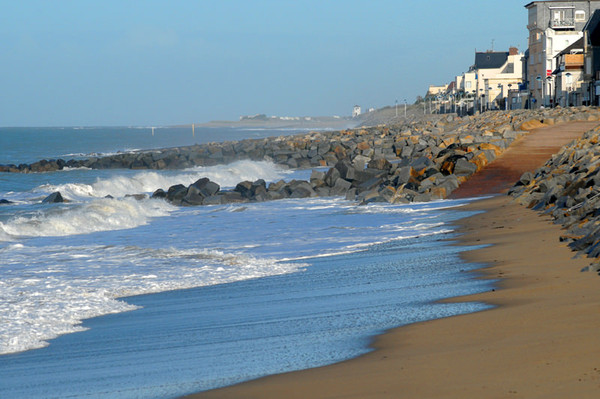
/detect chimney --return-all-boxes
[509,46,519,55]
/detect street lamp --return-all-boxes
[507,83,513,110]
[479,88,484,113]
[565,72,573,107]
[404,99,407,118]
[536,75,543,108]
[546,76,553,108]
[565,72,572,107]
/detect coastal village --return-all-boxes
[422,1,600,114]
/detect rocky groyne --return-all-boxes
[5,107,600,207]
[0,108,579,175]
[143,108,600,205]
[509,123,600,265]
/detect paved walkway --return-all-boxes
[449,121,600,199]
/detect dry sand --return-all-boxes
[185,122,600,399]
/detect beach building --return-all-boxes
[554,37,585,106]
[426,84,448,98]
[352,105,361,117]
[583,9,600,105]
[525,0,600,108]
[456,48,525,112]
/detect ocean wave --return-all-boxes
[34,160,288,200]
[0,245,306,355]
[0,197,173,239]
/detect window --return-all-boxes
[575,10,586,22]
[466,81,472,89]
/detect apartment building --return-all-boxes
[525,1,600,107]
[455,47,524,112]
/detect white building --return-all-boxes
[525,1,600,107]
[352,105,361,117]
[456,48,525,112]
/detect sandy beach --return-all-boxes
[186,122,600,398]
[187,195,600,399]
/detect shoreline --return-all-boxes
[184,194,600,398]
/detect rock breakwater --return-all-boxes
[5,107,600,206]
[0,108,567,174]
[148,108,600,205]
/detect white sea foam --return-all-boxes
[0,244,305,354]
[0,197,173,239]
[0,182,471,357]
[35,160,288,200]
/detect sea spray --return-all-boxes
[32,160,289,200]
[0,197,173,239]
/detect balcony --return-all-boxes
[564,54,584,69]
[550,18,575,29]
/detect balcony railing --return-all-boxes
[550,18,575,29]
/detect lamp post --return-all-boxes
[536,75,543,108]
[479,88,484,113]
[395,99,398,117]
[497,83,503,110]
[546,76,553,108]
[404,99,407,118]
[565,72,572,107]
[507,83,513,110]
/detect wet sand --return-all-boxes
[185,121,600,398]
[186,195,600,399]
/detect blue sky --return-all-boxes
[0,1,527,126]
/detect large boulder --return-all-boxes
[166,184,188,204]
[42,192,64,204]
[190,178,220,197]
[453,158,478,176]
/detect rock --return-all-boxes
[42,192,64,204]
[234,181,254,199]
[289,181,317,198]
[182,185,205,205]
[202,195,226,205]
[151,189,167,199]
[0,199,13,205]
[367,158,392,171]
[453,158,478,176]
[166,184,188,204]
[331,177,352,196]
[310,170,326,182]
[190,178,220,197]
[345,188,357,201]
[357,176,385,192]
[324,167,341,187]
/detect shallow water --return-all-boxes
[0,127,493,398]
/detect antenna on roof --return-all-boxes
[491,39,495,51]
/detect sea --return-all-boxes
[0,126,494,399]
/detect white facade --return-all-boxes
[525,1,600,107]
[352,105,361,117]
[532,29,582,106]
[456,51,524,112]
